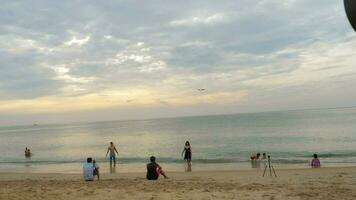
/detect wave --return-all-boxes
[256,151,356,159]
[0,157,237,165]
[312,152,356,158]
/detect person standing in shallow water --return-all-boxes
[106,142,119,167]
[182,141,192,171]
[25,147,31,157]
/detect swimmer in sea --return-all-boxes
[25,147,32,157]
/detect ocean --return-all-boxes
[1,107,356,173]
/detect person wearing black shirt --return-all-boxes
[146,156,168,180]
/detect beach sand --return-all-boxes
[1,167,356,200]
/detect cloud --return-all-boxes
[170,14,226,26]
[242,37,356,89]
[0,0,355,124]
[0,87,248,114]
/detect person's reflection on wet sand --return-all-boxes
[110,165,116,173]
[185,162,192,172]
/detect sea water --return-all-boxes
[1,107,356,173]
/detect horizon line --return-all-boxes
[1,105,355,129]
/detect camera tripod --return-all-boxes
[262,155,277,177]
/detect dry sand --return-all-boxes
[1,167,356,200]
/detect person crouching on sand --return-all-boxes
[146,156,168,180]
[311,154,321,168]
[83,157,100,181]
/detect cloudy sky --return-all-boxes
[1,0,355,125]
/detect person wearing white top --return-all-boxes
[261,153,268,168]
[83,157,99,181]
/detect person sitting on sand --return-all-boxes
[311,154,321,168]
[83,157,100,181]
[106,141,119,167]
[146,156,168,180]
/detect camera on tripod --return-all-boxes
[262,155,277,177]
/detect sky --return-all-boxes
[0,0,356,125]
